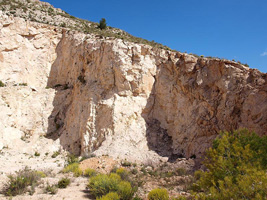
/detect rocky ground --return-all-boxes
[0,137,195,199]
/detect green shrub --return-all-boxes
[88,173,134,199]
[51,151,60,158]
[34,151,40,156]
[236,129,267,168]
[148,188,169,200]
[131,168,138,175]
[66,153,79,164]
[191,129,267,200]
[35,171,46,178]
[89,173,120,197]
[57,178,70,188]
[62,163,82,177]
[148,170,159,177]
[45,183,58,194]
[116,168,130,181]
[0,80,5,87]
[159,171,173,178]
[117,181,134,200]
[2,168,43,196]
[97,192,120,200]
[84,168,97,177]
[140,167,147,175]
[121,160,131,167]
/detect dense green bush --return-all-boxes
[117,181,134,200]
[88,173,121,197]
[58,178,70,188]
[2,167,43,196]
[88,173,134,199]
[191,129,267,200]
[62,163,82,177]
[97,192,120,200]
[148,188,169,200]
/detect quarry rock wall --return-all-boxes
[1,13,266,161]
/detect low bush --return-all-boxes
[0,80,5,87]
[117,181,134,200]
[89,173,121,197]
[88,173,134,199]
[45,183,58,194]
[116,168,130,181]
[34,151,40,156]
[131,168,138,175]
[2,167,43,196]
[35,171,46,178]
[148,188,169,200]
[97,192,120,200]
[66,153,79,164]
[121,160,132,167]
[84,168,97,177]
[62,163,82,177]
[57,178,70,188]
[51,151,60,158]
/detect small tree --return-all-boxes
[99,18,107,30]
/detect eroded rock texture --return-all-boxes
[1,13,266,162]
[47,31,267,161]
[0,13,61,149]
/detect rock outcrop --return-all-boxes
[1,12,266,162]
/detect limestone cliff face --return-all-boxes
[1,13,266,161]
[0,12,61,149]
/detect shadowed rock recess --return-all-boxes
[0,11,266,163]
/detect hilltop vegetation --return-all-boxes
[0,0,254,66]
[0,0,172,50]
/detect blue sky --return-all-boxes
[45,0,267,73]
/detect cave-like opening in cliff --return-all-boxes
[145,119,182,162]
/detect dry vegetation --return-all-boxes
[0,0,252,66]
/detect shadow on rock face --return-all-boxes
[145,119,173,159]
[45,34,82,155]
[45,33,115,156]
[141,76,183,163]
